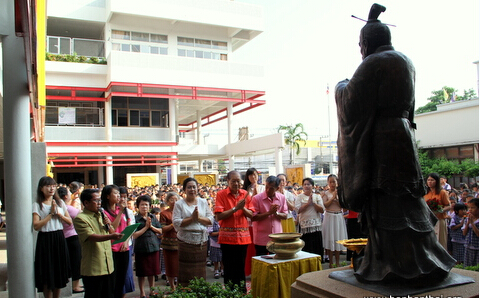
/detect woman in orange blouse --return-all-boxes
[424,173,451,250]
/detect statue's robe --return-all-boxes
[335,45,455,282]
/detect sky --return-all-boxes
[202,0,479,146]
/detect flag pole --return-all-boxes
[327,84,333,174]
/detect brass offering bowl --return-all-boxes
[266,233,305,259]
[337,238,368,268]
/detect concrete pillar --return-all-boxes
[2,16,36,297]
[171,156,178,184]
[97,166,105,186]
[227,103,233,144]
[105,100,112,141]
[169,98,177,142]
[227,103,234,170]
[229,156,235,171]
[106,156,113,184]
[275,147,283,175]
[196,110,202,145]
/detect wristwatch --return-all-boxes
[232,207,237,212]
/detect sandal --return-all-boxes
[214,271,220,279]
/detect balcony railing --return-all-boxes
[47,36,105,58]
[46,106,104,127]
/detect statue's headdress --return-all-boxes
[352,3,395,27]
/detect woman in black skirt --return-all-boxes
[33,176,71,298]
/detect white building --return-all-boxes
[43,0,272,186]
[415,99,479,185]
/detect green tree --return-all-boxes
[217,159,227,174]
[418,150,479,179]
[459,159,479,178]
[415,86,478,114]
[277,123,308,165]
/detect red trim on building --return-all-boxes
[52,162,178,168]
[46,82,265,130]
[48,152,177,157]
[52,157,178,162]
[46,141,177,147]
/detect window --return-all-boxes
[111,30,168,56]
[130,110,139,126]
[111,97,169,128]
[151,34,168,44]
[45,101,104,126]
[129,97,149,109]
[132,32,149,42]
[195,39,211,48]
[152,111,169,127]
[178,37,194,47]
[177,37,228,61]
[118,109,128,126]
[112,30,130,40]
[140,110,150,127]
[212,40,227,50]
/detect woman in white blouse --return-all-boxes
[295,177,325,256]
[33,176,72,298]
[173,177,214,286]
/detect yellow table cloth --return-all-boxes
[251,251,322,298]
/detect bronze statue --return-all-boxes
[335,3,455,283]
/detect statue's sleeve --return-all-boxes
[335,59,378,212]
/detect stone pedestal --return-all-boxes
[291,267,479,298]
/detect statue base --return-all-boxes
[291,267,478,298]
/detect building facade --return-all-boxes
[43,0,266,186]
[415,99,479,185]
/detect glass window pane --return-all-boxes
[178,49,186,56]
[48,37,59,54]
[195,51,204,58]
[160,111,169,127]
[130,110,139,126]
[112,43,121,51]
[129,97,149,109]
[204,52,211,59]
[46,107,58,124]
[160,47,168,55]
[140,45,149,53]
[112,109,117,125]
[60,38,71,54]
[132,44,140,52]
[151,111,160,126]
[151,34,168,44]
[178,37,194,47]
[112,97,128,108]
[140,110,150,127]
[132,31,149,42]
[220,54,228,61]
[112,30,130,40]
[186,50,194,57]
[85,108,100,125]
[211,52,220,60]
[121,44,130,52]
[118,109,128,126]
[195,39,211,48]
[151,47,159,54]
[212,40,227,50]
[150,98,169,110]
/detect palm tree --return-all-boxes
[277,123,308,165]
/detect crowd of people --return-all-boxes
[31,169,479,298]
